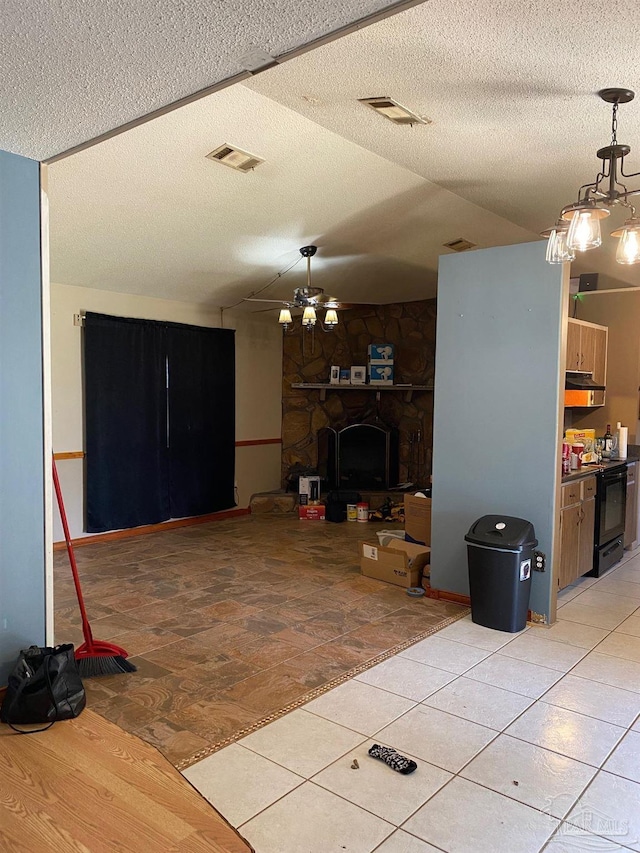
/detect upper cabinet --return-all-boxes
[566,318,608,385]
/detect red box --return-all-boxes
[299,504,325,521]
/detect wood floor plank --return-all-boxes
[0,710,252,853]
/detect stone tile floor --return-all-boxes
[54,515,463,767]
[182,547,640,853]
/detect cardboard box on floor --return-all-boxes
[404,493,432,545]
[360,540,431,588]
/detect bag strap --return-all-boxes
[6,653,59,735]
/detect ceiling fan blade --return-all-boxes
[243,297,292,305]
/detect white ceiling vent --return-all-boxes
[358,97,430,126]
[206,144,264,173]
[443,238,477,252]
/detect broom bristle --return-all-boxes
[77,656,137,678]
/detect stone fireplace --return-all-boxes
[282,300,436,488]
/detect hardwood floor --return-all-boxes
[0,709,252,852]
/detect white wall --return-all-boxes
[51,282,282,540]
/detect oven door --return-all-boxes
[597,468,627,545]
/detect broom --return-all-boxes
[53,457,136,677]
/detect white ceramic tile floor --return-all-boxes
[460,734,596,818]
[542,674,640,727]
[505,701,625,767]
[398,635,491,674]
[303,679,416,735]
[373,831,444,852]
[602,730,640,784]
[566,772,640,852]
[403,776,558,853]
[615,615,640,637]
[312,738,451,826]
[182,743,303,827]
[181,569,640,853]
[421,674,534,730]
[355,656,457,701]
[497,632,589,672]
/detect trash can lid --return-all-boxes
[464,515,537,551]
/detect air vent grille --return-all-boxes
[443,238,477,252]
[206,144,264,173]
[358,96,430,126]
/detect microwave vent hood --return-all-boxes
[565,372,605,392]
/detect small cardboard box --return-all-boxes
[360,540,430,588]
[404,493,432,545]
[299,475,321,506]
[368,364,394,384]
[368,344,395,363]
[299,504,325,520]
[350,365,367,384]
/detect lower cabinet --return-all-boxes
[558,476,596,591]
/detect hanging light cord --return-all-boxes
[221,255,303,313]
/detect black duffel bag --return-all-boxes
[325,490,362,523]
[0,643,86,733]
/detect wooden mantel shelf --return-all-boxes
[291,382,434,402]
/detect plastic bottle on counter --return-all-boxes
[617,422,629,460]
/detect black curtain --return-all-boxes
[85,313,169,532]
[167,323,235,517]
[84,312,235,533]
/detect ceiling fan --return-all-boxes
[243,245,351,330]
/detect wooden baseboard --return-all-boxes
[425,587,472,607]
[53,507,250,550]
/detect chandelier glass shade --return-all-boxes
[543,220,575,264]
[543,88,640,265]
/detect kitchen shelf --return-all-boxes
[291,383,434,402]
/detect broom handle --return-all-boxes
[52,457,94,644]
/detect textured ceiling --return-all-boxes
[1,0,411,160]
[246,0,640,286]
[48,84,533,306]
[48,0,640,307]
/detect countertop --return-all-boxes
[562,457,638,484]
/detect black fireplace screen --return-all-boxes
[318,423,398,490]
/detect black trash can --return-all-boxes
[465,515,537,632]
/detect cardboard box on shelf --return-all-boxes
[299,475,321,506]
[404,493,431,546]
[299,504,326,520]
[360,540,430,588]
[368,344,395,363]
[350,366,367,384]
[369,364,394,385]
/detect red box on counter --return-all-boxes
[299,504,326,521]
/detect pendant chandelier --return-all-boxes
[543,88,640,265]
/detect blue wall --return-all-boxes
[0,150,46,683]
[431,241,566,622]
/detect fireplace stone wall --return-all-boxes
[281,299,436,487]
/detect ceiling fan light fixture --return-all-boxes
[545,88,640,263]
[324,309,339,327]
[278,307,292,326]
[302,306,317,326]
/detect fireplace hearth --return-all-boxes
[318,423,399,490]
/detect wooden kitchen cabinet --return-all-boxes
[566,318,608,383]
[625,462,638,550]
[558,476,596,590]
